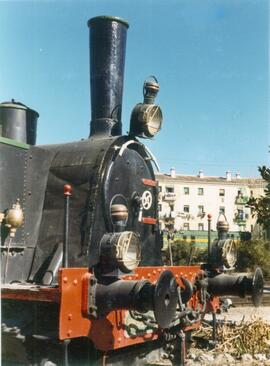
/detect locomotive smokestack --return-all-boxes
[87,16,129,137]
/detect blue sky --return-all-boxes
[0,0,269,177]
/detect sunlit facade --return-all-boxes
[156,168,265,234]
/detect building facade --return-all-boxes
[156,169,265,235]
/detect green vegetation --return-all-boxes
[248,165,270,237]
[163,239,207,266]
[236,239,270,279]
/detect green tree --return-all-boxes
[248,165,270,236]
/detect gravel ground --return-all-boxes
[186,306,270,366]
[205,306,270,323]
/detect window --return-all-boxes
[198,187,204,195]
[219,189,225,196]
[183,205,189,213]
[219,206,225,214]
[169,205,174,212]
[158,185,162,193]
[237,209,244,220]
[184,187,189,195]
[165,186,174,193]
[158,204,162,211]
[198,205,204,215]
[198,223,204,231]
[183,223,189,231]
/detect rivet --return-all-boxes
[73,279,78,286]
[175,274,179,278]
[68,314,72,320]
[180,272,183,276]
[147,273,151,278]
[118,337,121,343]
[128,276,132,280]
[141,276,145,280]
[189,272,192,276]
[152,270,157,275]
[67,330,72,337]
[63,277,68,283]
[158,268,161,273]
[135,274,139,279]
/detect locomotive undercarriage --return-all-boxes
[1,266,202,366]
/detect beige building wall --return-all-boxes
[156,169,265,233]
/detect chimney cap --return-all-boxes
[226,171,232,181]
[170,167,176,178]
[88,15,129,28]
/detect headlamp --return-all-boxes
[129,76,163,138]
[100,231,141,273]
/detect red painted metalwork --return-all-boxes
[141,217,157,225]
[141,178,157,187]
[64,184,72,196]
[58,266,211,351]
[1,284,60,303]
[1,266,220,352]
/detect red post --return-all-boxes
[63,185,72,268]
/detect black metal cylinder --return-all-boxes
[87,16,129,137]
[0,100,39,145]
[207,274,251,298]
[95,279,152,316]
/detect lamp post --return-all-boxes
[207,214,212,262]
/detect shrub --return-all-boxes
[163,239,207,265]
[236,239,270,279]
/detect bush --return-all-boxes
[163,239,208,266]
[236,239,270,279]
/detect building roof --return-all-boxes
[155,172,265,187]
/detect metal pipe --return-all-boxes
[207,214,212,262]
[87,16,129,137]
[63,185,72,268]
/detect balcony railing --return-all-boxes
[163,193,176,201]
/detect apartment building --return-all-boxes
[156,168,265,234]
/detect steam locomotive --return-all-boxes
[0,16,264,366]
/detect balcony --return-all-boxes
[163,193,176,201]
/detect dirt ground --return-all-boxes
[205,306,270,323]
